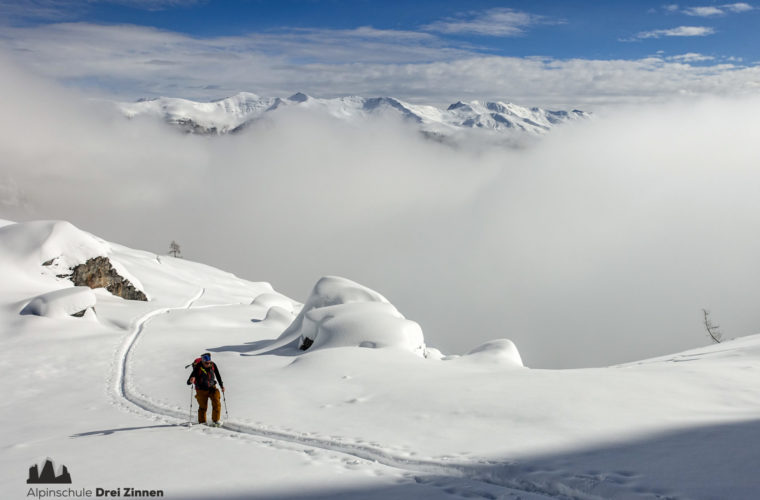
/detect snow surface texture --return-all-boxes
[2,219,760,500]
[118,92,589,139]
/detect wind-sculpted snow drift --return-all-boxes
[20,286,97,318]
[460,339,524,367]
[278,276,428,356]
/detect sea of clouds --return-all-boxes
[2,52,759,368]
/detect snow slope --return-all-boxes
[2,219,759,499]
[117,92,589,139]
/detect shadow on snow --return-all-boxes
[71,424,185,437]
[179,418,760,500]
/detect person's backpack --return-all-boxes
[185,357,202,369]
[185,353,212,369]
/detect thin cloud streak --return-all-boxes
[723,2,755,12]
[0,0,84,22]
[421,7,559,37]
[0,0,204,22]
[667,52,715,62]
[683,3,754,16]
[684,6,727,16]
[633,25,716,39]
[108,0,205,10]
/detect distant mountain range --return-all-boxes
[117,92,589,139]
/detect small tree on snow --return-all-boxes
[168,241,182,258]
[702,309,722,344]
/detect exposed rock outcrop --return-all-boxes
[69,256,147,301]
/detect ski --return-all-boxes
[184,422,222,427]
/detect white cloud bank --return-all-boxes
[2,22,760,110]
[2,54,760,368]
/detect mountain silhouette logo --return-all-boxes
[27,458,72,484]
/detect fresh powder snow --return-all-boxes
[2,219,759,499]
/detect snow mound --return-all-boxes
[252,292,298,314]
[279,276,425,356]
[0,220,110,273]
[20,286,97,318]
[461,339,524,367]
[265,306,297,325]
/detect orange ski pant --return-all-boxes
[195,388,221,423]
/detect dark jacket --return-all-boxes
[187,361,224,391]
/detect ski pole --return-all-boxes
[188,385,194,426]
[222,389,229,421]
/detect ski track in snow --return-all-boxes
[109,290,658,500]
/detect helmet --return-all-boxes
[201,353,212,362]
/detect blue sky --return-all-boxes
[1,1,759,108]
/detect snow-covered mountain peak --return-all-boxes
[288,92,310,103]
[212,91,263,102]
[117,92,590,141]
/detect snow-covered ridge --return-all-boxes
[0,219,521,361]
[118,92,589,137]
